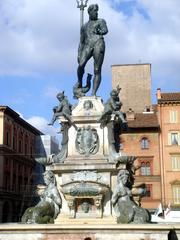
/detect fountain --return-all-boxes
[22,3,150,225]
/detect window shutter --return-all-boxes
[172,185,180,204]
[170,111,173,123]
[170,111,178,123]
[175,111,178,123]
[178,132,180,145]
[168,133,171,145]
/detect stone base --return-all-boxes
[55,216,117,225]
[0,223,180,240]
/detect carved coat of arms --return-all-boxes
[75,125,99,156]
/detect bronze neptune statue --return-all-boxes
[74,4,108,98]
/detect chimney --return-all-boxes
[126,108,135,121]
[156,88,161,100]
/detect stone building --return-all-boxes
[0,106,42,222]
[157,89,180,209]
[120,108,161,210]
[112,63,151,113]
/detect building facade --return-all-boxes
[120,109,161,210]
[112,63,152,113]
[0,106,42,222]
[157,89,180,209]
[112,63,180,211]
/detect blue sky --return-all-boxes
[0,0,180,136]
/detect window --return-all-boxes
[19,140,22,153]
[170,110,178,123]
[25,143,28,155]
[30,146,33,158]
[171,133,178,145]
[169,132,180,145]
[144,184,152,198]
[6,131,10,146]
[4,174,10,190]
[13,136,16,150]
[5,158,10,172]
[172,155,180,171]
[140,161,151,175]
[172,185,180,204]
[13,127,17,150]
[141,137,149,149]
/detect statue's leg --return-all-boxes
[48,115,56,125]
[92,42,105,96]
[48,113,63,125]
[48,113,60,125]
[77,48,92,88]
[77,65,84,88]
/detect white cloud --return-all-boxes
[26,116,58,137]
[0,0,180,90]
[14,110,60,144]
[0,0,79,74]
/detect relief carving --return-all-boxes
[75,125,99,156]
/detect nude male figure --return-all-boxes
[76,4,108,96]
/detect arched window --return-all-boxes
[141,137,149,149]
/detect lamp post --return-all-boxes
[76,0,88,28]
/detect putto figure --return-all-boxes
[48,91,72,126]
[74,4,108,98]
[99,85,127,128]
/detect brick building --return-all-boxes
[0,106,43,222]
[120,109,161,210]
[157,89,180,209]
[112,63,180,211]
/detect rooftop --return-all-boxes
[156,89,180,103]
[0,106,43,135]
[159,92,180,103]
[128,113,159,129]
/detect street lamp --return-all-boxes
[76,0,88,28]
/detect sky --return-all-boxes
[0,0,180,137]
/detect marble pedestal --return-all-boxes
[47,96,120,224]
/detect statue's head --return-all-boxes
[56,91,64,101]
[110,89,118,100]
[83,100,93,110]
[81,201,90,213]
[88,4,99,20]
[117,169,129,185]
[110,86,121,99]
